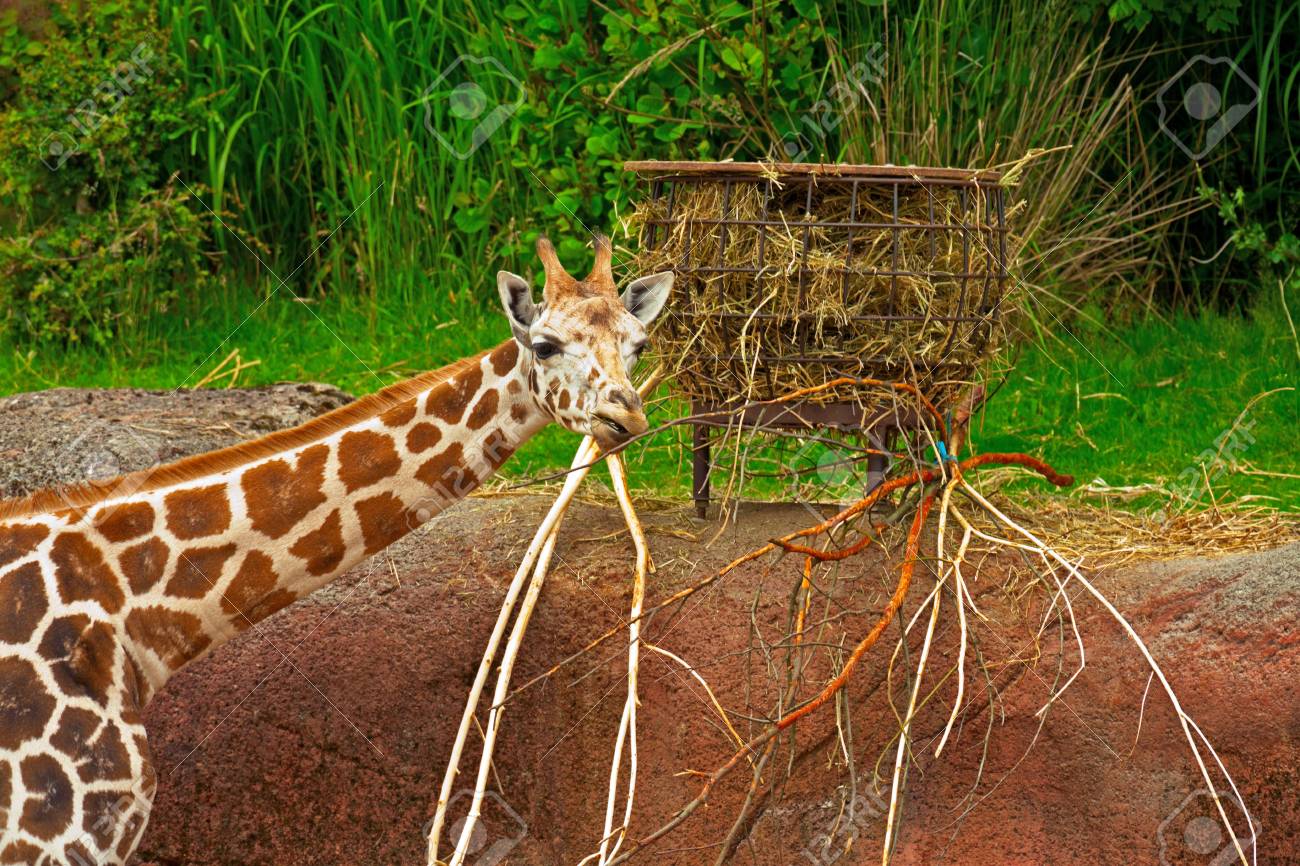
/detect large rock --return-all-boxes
[1,386,1293,865]
[0,383,352,498]
[133,497,1296,866]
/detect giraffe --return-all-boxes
[0,236,672,866]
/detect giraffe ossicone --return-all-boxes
[0,235,671,865]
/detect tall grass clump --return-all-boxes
[0,0,1272,352]
[811,2,1206,324]
[156,0,1211,325]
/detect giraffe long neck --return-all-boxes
[96,339,546,699]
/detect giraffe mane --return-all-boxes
[0,344,504,521]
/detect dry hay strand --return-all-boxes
[631,174,1009,413]
[1017,496,1298,568]
[955,464,1299,567]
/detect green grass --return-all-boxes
[979,306,1299,509]
[3,285,1295,511]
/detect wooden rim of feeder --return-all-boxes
[623,160,1004,186]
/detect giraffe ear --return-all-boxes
[497,270,538,343]
[621,271,673,325]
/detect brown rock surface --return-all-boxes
[132,494,1296,866]
[1,386,1292,865]
[0,383,352,499]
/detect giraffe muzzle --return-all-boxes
[592,406,649,446]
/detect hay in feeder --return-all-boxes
[630,171,1012,411]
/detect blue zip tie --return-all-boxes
[935,441,957,463]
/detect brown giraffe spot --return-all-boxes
[117,805,151,860]
[222,550,296,626]
[381,399,418,427]
[19,753,73,841]
[50,705,101,756]
[48,707,133,784]
[414,442,469,493]
[558,390,571,410]
[0,761,8,833]
[289,509,346,576]
[51,532,124,613]
[118,537,170,594]
[506,378,522,394]
[94,501,155,543]
[0,522,49,568]
[490,340,519,375]
[165,543,237,598]
[76,722,132,783]
[479,428,518,475]
[82,790,124,851]
[244,589,297,627]
[135,742,156,787]
[355,492,413,555]
[0,657,56,749]
[164,484,231,540]
[0,840,42,864]
[125,606,211,670]
[428,364,483,425]
[338,430,402,492]
[511,402,530,422]
[242,443,329,540]
[121,654,148,712]
[37,614,89,662]
[588,301,618,329]
[0,562,47,644]
[466,389,500,430]
[64,840,98,866]
[49,620,117,704]
[406,422,442,453]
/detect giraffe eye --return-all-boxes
[532,341,559,360]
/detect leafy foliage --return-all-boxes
[1090,0,1244,32]
[0,1,221,345]
[2,0,1296,347]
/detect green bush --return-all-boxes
[1084,0,1300,309]
[0,1,221,346]
[161,0,1177,322]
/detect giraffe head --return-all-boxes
[497,235,672,450]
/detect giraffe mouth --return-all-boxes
[592,413,629,437]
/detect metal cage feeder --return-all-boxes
[625,161,1011,517]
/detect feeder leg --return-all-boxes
[693,425,710,518]
[866,427,891,494]
[866,452,888,492]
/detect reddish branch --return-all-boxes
[777,493,934,732]
[603,451,1072,865]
